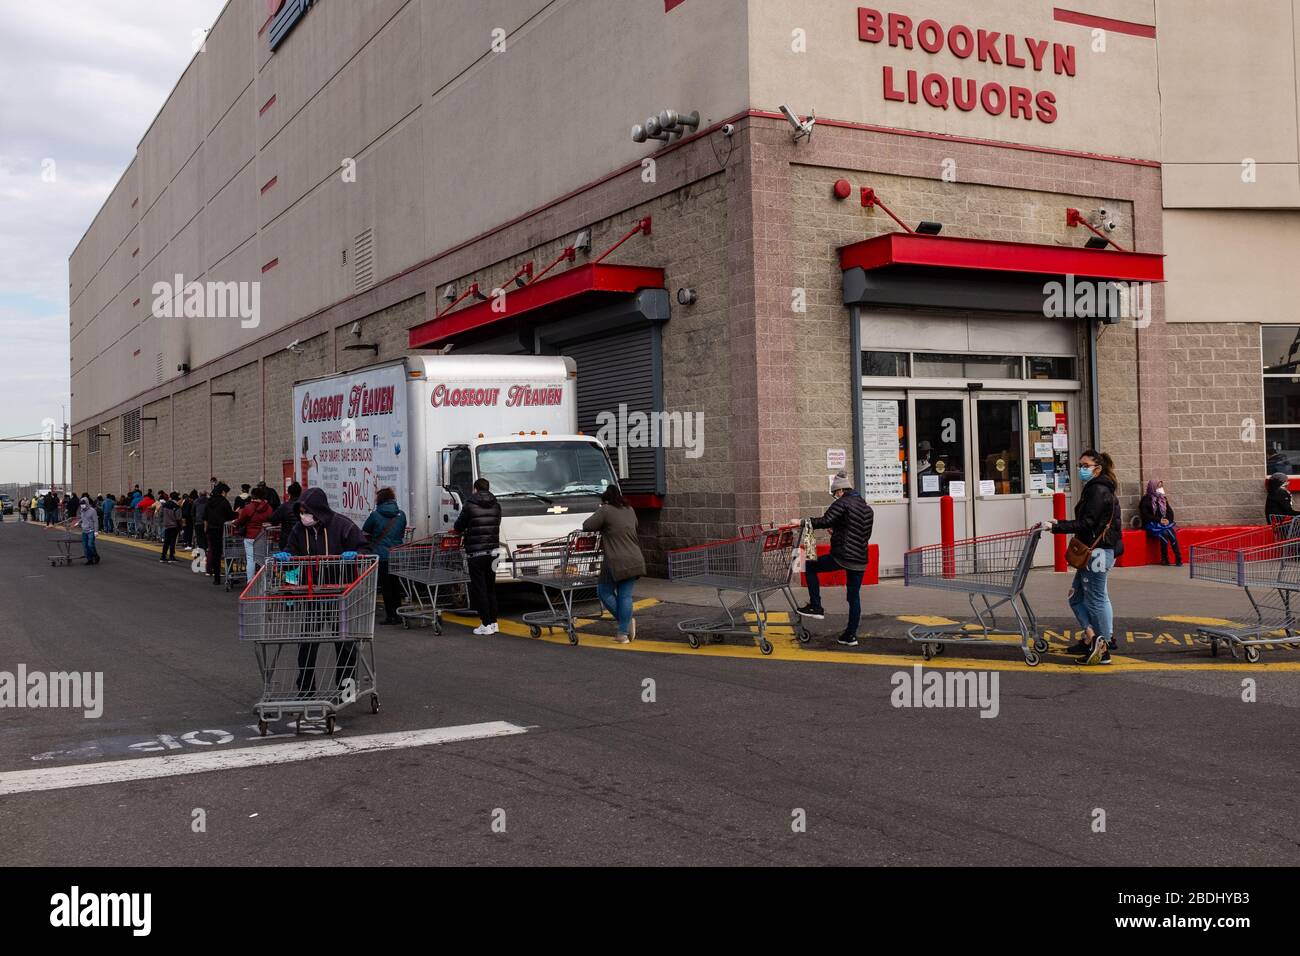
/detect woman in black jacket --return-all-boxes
[454,479,502,635]
[1265,472,1298,524]
[1049,450,1121,665]
[1139,479,1181,566]
[203,483,236,586]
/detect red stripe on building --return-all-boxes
[261,258,279,273]
[1053,8,1156,38]
[257,12,275,37]
[132,349,140,357]
[131,197,138,209]
[259,94,277,115]
[665,0,688,10]
[261,176,278,194]
[131,248,139,258]
[132,298,140,307]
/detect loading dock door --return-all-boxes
[556,326,662,496]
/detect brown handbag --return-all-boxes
[1065,525,1108,570]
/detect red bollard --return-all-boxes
[1053,491,1068,571]
[941,494,955,578]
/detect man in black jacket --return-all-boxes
[454,478,502,635]
[798,472,874,646]
[203,483,235,586]
[268,481,302,548]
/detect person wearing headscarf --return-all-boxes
[1139,478,1181,567]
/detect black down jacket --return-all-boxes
[454,490,502,556]
[1054,474,1123,552]
[811,490,874,570]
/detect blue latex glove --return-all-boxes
[341,551,359,560]
[273,551,291,562]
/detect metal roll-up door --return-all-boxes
[558,327,661,495]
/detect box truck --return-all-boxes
[292,355,619,574]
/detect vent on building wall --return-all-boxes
[155,352,164,385]
[88,430,99,454]
[354,227,374,292]
[122,409,141,444]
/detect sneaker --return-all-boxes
[1079,640,1108,665]
[1107,638,1118,651]
[628,618,637,642]
[487,622,499,634]
[1097,647,1113,665]
[796,604,825,619]
[473,624,490,635]
[614,633,631,644]
[836,634,859,647]
[1065,640,1090,655]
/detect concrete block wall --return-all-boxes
[263,332,332,485]
[210,364,262,487]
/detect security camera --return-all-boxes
[443,284,457,303]
[676,288,698,306]
[176,362,190,374]
[1103,220,1117,233]
[573,229,592,254]
[779,104,816,142]
[349,321,362,337]
[721,123,735,137]
[286,339,304,354]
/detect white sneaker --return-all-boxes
[473,625,490,635]
[487,622,499,634]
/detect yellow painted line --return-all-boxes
[435,613,1300,673]
[1159,615,1237,627]
[85,533,165,556]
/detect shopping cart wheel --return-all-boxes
[931,642,944,656]
[257,719,268,737]
[529,625,542,639]
[1024,649,1041,667]
[402,618,411,630]
[1208,638,1218,657]
[1244,645,1261,664]
[1033,637,1049,654]
[370,694,380,714]
[325,714,336,735]
[433,620,443,636]
[686,632,700,648]
[759,639,773,656]
[567,629,579,646]
[797,626,811,644]
[922,643,932,661]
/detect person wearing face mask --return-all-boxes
[1139,479,1181,566]
[796,472,874,647]
[1048,450,1123,665]
[1265,472,1298,523]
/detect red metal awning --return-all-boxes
[408,262,666,349]
[839,232,1164,282]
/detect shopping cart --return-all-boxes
[113,506,129,534]
[904,524,1046,665]
[222,522,279,591]
[48,518,85,567]
[1188,526,1300,663]
[389,533,469,634]
[238,554,380,735]
[666,522,811,656]
[511,532,604,645]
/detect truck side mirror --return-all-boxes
[439,448,453,491]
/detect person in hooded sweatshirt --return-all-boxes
[454,478,502,635]
[362,487,408,625]
[233,487,274,578]
[78,495,100,565]
[159,492,182,563]
[283,488,366,695]
[1265,472,1298,524]
[1049,449,1123,665]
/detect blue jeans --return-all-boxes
[805,553,865,636]
[1069,548,1115,642]
[597,575,637,634]
[82,531,99,563]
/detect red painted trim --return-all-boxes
[839,232,1165,282]
[624,493,663,509]
[408,263,665,348]
[132,298,140,308]
[745,110,1160,168]
[132,349,140,358]
[261,176,278,194]
[261,258,279,273]
[1053,7,1156,39]
[259,94,277,115]
[664,0,689,10]
[130,197,138,209]
[131,248,139,258]
[257,12,275,37]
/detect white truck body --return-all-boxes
[292,355,617,573]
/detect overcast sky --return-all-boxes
[0,0,228,484]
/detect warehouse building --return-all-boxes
[70,0,1300,571]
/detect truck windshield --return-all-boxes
[477,441,617,498]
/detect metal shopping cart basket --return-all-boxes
[666,522,811,656]
[904,524,1046,665]
[222,523,280,591]
[389,532,470,634]
[511,532,604,645]
[238,554,380,735]
[48,518,85,567]
[1188,526,1300,663]
[112,506,130,534]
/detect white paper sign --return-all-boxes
[1029,474,1048,492]
[1053,433,1069,451]
[826,448,846,470]
[861,399,904,502]
[948,480,966,499]
[921,474,940,493]
[1034,441,1053,460]
[979,479,997,497]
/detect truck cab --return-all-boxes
[437,433,619,577]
